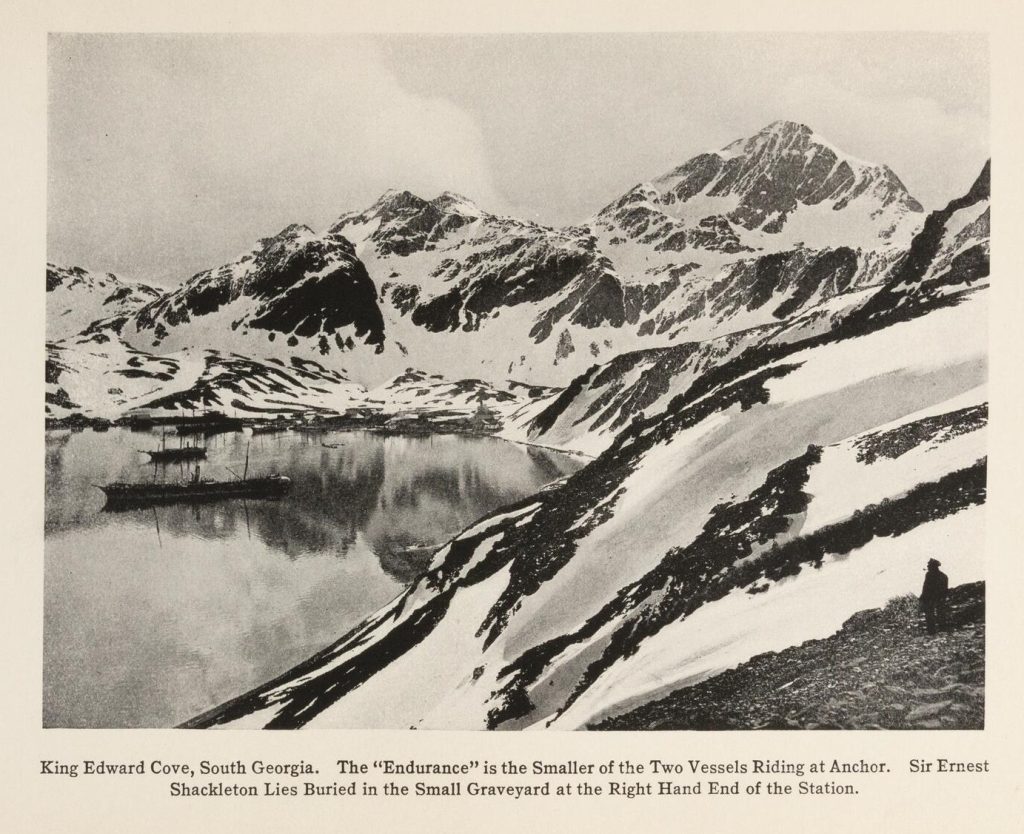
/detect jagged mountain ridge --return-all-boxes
[327,122,925,384]
[186,162,989,730]
[48,121,931,397]
[329,189,487,257]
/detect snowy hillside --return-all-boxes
[46,263,161,341]
[46,329,365,420]
[367,369,555,419]
[595,582,985,730]
[186,164,989,730]
[507,161,989,456]
[46,323,550,425]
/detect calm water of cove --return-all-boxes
[44,428,585,728]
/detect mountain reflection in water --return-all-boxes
[44,428,585,727]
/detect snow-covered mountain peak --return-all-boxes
[595,121,924,262]
[255,223,317,256]
[656,121,922,215]
[329,185,492,260]
[720,119,812,154]
[369,188,431,217]
[271,222,315,239]
[430,191,483,218]
[761,118,812,135]
[343,188,485,228]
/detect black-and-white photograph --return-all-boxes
[44,32,988,730]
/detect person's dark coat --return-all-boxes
[920,563,949,634]
[921,567,949,604]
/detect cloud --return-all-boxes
[48,35,502,284]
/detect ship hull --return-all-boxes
[145,449,207,463]
[99,476,291,510]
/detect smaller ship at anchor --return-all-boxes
[142,431,207,463]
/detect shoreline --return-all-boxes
[44,419,599,461]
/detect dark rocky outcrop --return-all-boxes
[131,227,386,352]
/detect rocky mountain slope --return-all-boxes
[185,163,989,730]
[120,224,387,361]
[46,227,550,422]
[46,263,161,341]
[366,369,554,416]
[326,121,925,384]
[506,161,989,455]
[48,121,931,406]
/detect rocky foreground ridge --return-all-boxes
[595,582,984,731]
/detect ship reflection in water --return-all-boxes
[44,427,586,728]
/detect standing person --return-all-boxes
[920,558,949,635]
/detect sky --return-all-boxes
[48,32,989,286]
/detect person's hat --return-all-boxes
[928,558,941,567]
